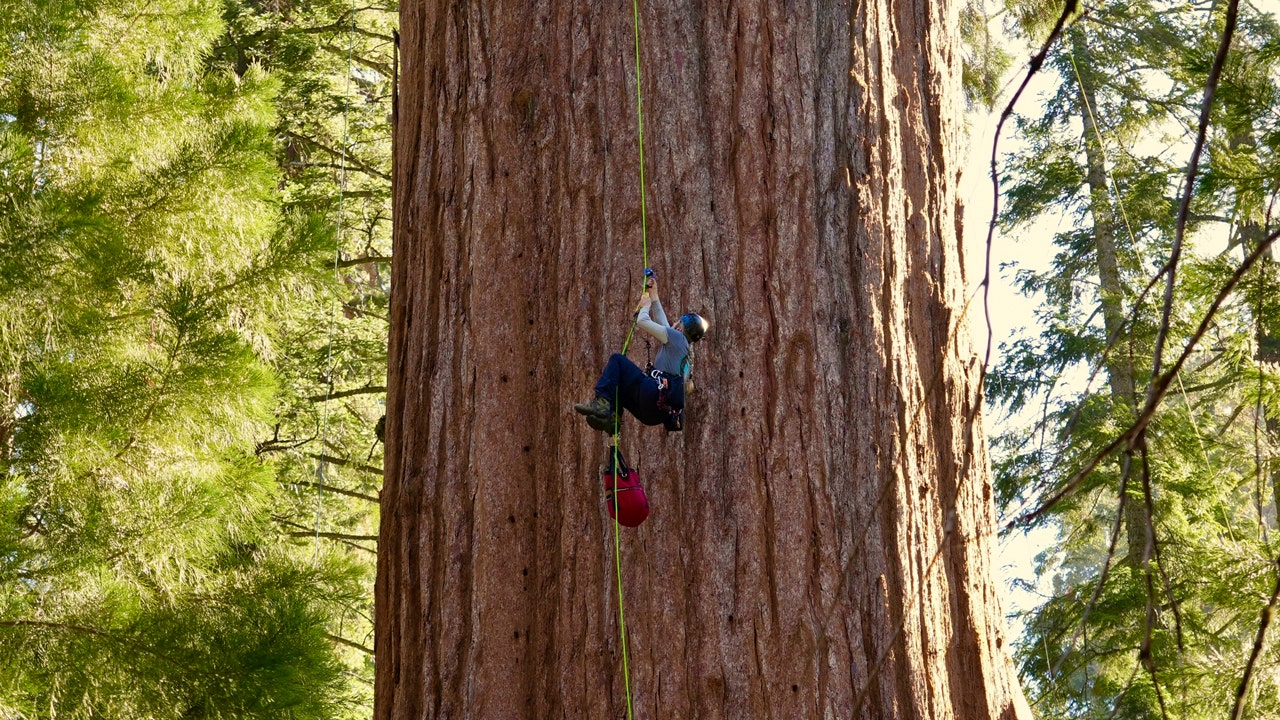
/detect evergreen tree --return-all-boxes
[213,0,397,702]
[989,1,1280,716]
[0,0,391,715]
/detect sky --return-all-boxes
[961,67,1064,637]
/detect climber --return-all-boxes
[574,272,708,433]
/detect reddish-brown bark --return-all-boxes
[377,2,1031,718]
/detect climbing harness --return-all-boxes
[648,368,684,432]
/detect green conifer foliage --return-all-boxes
[0,0,387,715]
[990,1,1280,717]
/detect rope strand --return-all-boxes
[606,1,651,718]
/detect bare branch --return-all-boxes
[326,632,374,656]
[308,385,387,402]
[274,517,378,552]
[336,255,391,268]
[319,43,394,77]
[984,0,1084,376]
[1148,0,1241,385]
[282,130,391,181]
[288,20,394,43]
[308,452,383,476]
[1233,562,1280,720]
[283,478,379,504]
[284,529,378,542]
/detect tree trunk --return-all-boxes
[377,2,1030,719]
[1070,30,1148,569]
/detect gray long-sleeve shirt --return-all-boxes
[636,300,691,380]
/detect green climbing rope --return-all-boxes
[608,1,652,718]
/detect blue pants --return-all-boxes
[594,353,668,426]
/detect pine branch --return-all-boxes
[342,302,389,322]
[275,516,376,539]
[289,20,395,44]
[274,517,377,556]
[0,619,187,668]
[290,161,390,182]
[257,433,318,456]
[318,43,395,77]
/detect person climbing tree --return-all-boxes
[574,273,708,433]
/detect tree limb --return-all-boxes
[1148,0,1241,386]
[1232,562,1280,720]
[283,478,379,503]
[282,130,390,181]
[308,385,386,402]
[326,632,374,656]
[308,452,383,476]
[336,255,391,268]
[289,20,395,43]
[1011,229,1280,530]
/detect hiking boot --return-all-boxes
[573,396,614,419]
[585,413,617,433]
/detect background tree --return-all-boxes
[0,0,395,715]
[988,1,1280,716]
[378,2,1030,718]
[215,0,398,699]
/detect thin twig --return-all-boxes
[307,385,387,402]
[1052,453,1133,676]
[1136,440,1172,720]
[1147,0,1241,385]
[306,452,383,476]
[282,130,391,181]
[325,632,374,655]
[1138,436,1184,653]
[336,255,392,268]
[983,0,1082,377]
[1232,561,1280,720]
[284,478,379,504]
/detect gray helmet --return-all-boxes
[679,313,709,342]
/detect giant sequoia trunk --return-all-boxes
[377,2,1031,718]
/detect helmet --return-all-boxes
[679,313,709,342]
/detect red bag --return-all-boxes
[603,448,649,527]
